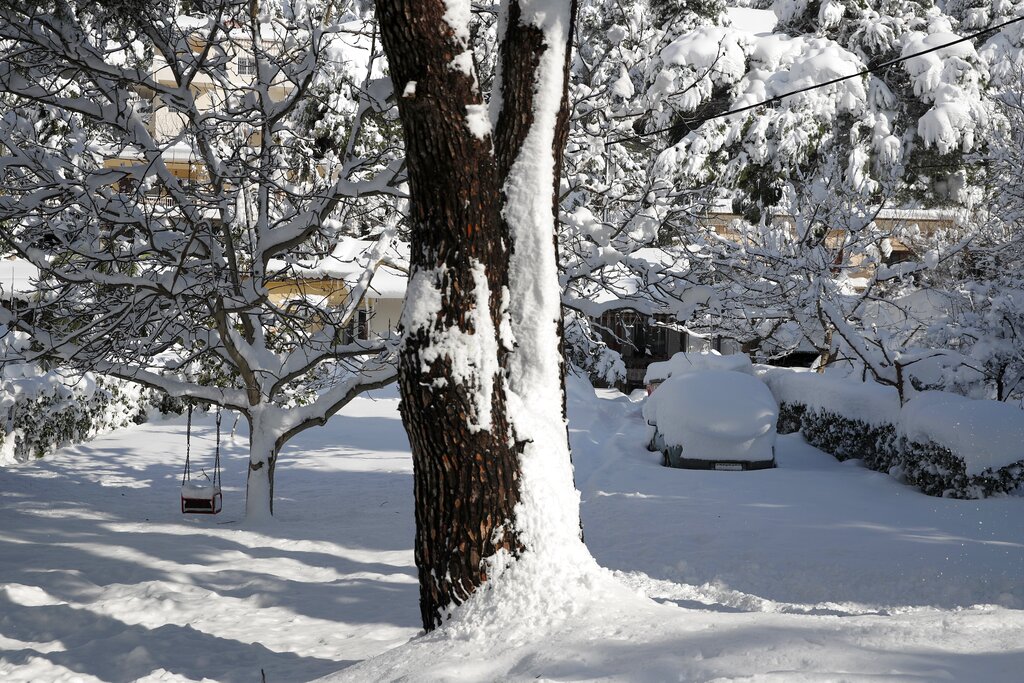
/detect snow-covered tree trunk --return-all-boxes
[377,0,522,630]
[494,0,586,558]
[377,0,584,630]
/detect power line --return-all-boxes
[608,13,1024,148]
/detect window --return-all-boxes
[343,309,370,344]
[237,56,257,76]
[884,248,915,267]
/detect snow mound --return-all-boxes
[899,392,1024,475]
[644,350,753,384]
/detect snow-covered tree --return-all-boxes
[629,2,1017,372]
[556,0,729,380]
[652,1,997,218]
[906,63,1024,403]
[377,0,591,630]
[0,1,405,518]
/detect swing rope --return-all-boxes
[213,409,222,489]
[181,403,193,486]
[180,404,222,489]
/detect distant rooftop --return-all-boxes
[725,7,778,37]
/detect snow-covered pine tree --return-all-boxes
[642,1,999,367]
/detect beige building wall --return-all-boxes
[370,298,403,338]
[266,278,404,340]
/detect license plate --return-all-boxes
[714,463,743,471]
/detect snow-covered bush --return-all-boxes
[897,438,1024,498]
[896,392,1024,497]
[765,369,899,468]
[762,369,1024,497]
[799,409,898,470]
[762,368,902,426]
[776,401,806,435]
[0,372,167,464]
[1,324,176,464]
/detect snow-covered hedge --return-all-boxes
[775,402,805,435]
[801,411,899,472]
[763,370,1024,498]
[896,393,1024,499]
[761,370,902,428]
[0,370,173,465]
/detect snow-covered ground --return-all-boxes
[2,381,1022,681]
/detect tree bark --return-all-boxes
[376,0,523,630]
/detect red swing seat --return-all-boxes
[181,481,223,514]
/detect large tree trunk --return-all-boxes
[377,0,523,630]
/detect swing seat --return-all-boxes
[180,405,224,515]
[181,481,222,514]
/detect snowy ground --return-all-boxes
[2,381,1023,681]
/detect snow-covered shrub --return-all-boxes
[767,358,900,467]
[799,409,898,470]
[897,437,1024,499]
[762,367,901,427]
[764,370,1024,498]
[776,401,805,435]
[896,391,1024,497]
[0,371,166,465]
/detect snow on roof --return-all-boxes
[0,258,39,297]
[103,142,201,164]
[272,237,409,300]
[899,392,1024,475]
[160,141,200,163]
[873,208,958,222]
[725,7,779,37]
[175,15,211,30]
[862,289,963,329]
[364,266,407,299]
[709,201,957,224]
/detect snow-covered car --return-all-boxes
[643,369,778,471]
[644,351,754,395]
